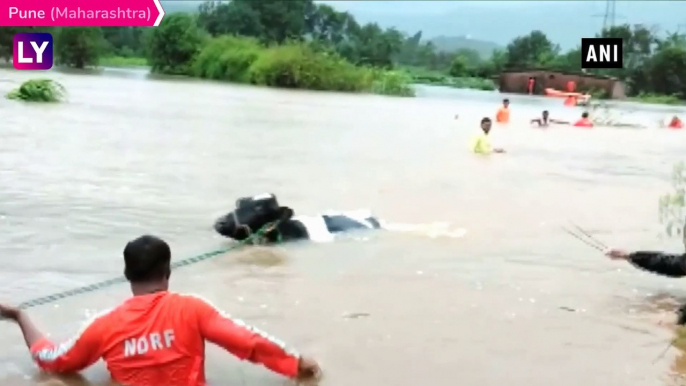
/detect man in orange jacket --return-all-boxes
[496,99,510,124]
[0,235,320,386]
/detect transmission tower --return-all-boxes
[602,0,617,31]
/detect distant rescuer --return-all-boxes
[0,235,320,386]
[605,239,686,324]
[496,99,510,124]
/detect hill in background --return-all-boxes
[428,36,501,58]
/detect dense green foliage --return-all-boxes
[146,1,414,95]
[6,78,66,102]
[55,27,104,69]
[1,2,684,99]
[147,13,206,75]
[188,35,412,96]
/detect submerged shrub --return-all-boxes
[191,36,262,82]
[369,70,415,97]
[248,41,371,92]
[6,79,66,102]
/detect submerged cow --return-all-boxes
[213,193,382,243]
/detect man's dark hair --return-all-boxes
[581,112,589,118]
[481,117,491,124]
[503,99,509,103]
[124,235,171,283]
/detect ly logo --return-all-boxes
[13,32,53,70]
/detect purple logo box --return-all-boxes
[13,33,53,70]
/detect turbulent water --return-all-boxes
[1,67,686,385]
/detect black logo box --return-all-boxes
[581,37,623,69]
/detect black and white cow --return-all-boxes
[213,193,381,243]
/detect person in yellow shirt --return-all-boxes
[471,117,505,154]
[496,99,510,124]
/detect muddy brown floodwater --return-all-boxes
[1,68,686,386]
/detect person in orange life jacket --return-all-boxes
[573,112,594,128]
[496,99,510,124]
[668,116,683,129]
[0,235,321,386]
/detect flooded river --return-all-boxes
[1,68,686,385]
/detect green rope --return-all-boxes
[16,222,280,310]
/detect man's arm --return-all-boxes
[628,251,686,278]
[15,310,105,374]
[192,297,301,378]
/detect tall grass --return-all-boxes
[6,79,66,102]
[190,36,414,96]
[99,56,149,68]
[401,66,496,91]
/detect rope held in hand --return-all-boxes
[15,222,280,310]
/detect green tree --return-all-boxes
[473,49,506,78]
[101,27,147,57]
[55,27,104,69]
[233,0,314,44]
[643,46,686,98]
[0,27,56,62]
[0,27,19,62]
[504,30,559,69]
[198,1,264,38]
[147,13,205,75]
[307,4,350,46]
[546,47,581,72]
[598,24,657,82]
[453,48,481,68]
[448,55,469,77]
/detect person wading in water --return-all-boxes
[471,117,505,154]
[0,235,321,386]
[530,110,569,127]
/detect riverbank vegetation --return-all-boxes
[98,56,149,68]
[5,78,66,102]
[0,2,684,100]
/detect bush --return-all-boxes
[368,70,415,96]
[191,35,262,82]
[247,41,370,92]
[6,78,66,102]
